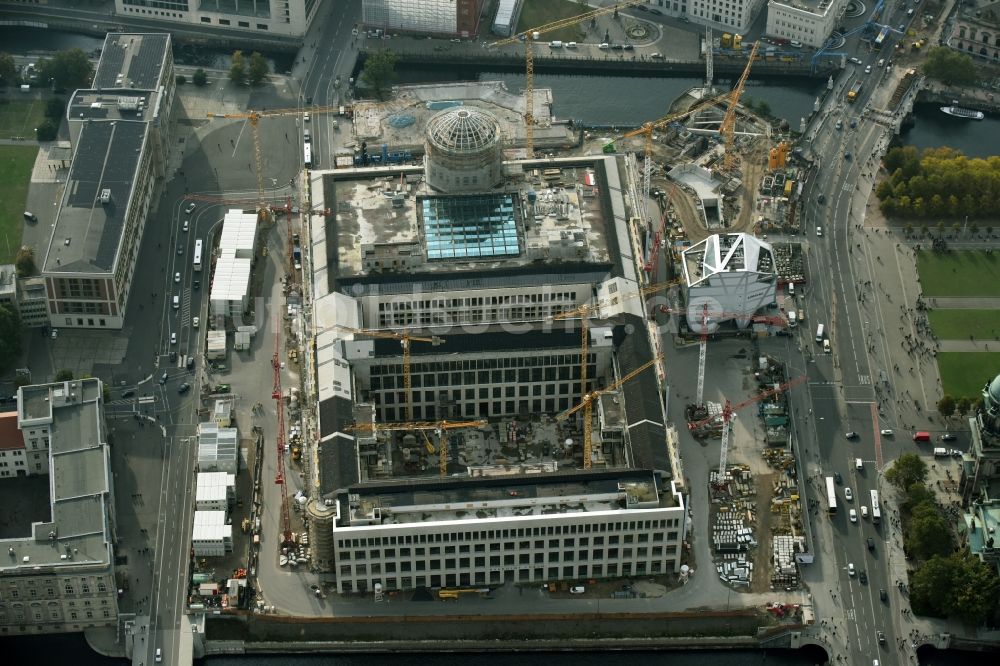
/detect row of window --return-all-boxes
[956,26,1000,47]
[339,560,674,593]
[370,353,597,375]
[120,5,272,29]
[342,532,675,559]
[372,365,594,389]
[2,578,108,602]
[377,292,579,311]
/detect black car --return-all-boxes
[845,431,859,439]
[178,382,190,395]
[623,44,634,50]
[867,537,875,551]
[169,351,178,362]
[859,570,868,584]
[649,7,663,14]
[940,433,956,441]
[818,194,827,204]
[177,244,183,255]
[121,389,136,399]
[877,630,886,645]
[193,280,200,290]
[834,472,843,484]
[879,588,888,602]
[186,357,196,370]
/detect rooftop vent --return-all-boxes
[100,188,112,204]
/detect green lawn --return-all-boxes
[0,144,37,264]
[915,250,1000,297]
[927,309,1000,341]
[0,97,46,141]
[516,0,590,43]
[937,352,1000,401]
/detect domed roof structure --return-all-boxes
[426,108,501,154]
[987,373,1000,407]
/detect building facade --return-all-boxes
[115,0,321,38]
[947,9,1000,62]
[331,472,685,594]
[685,0,769,34]
[766,0,846,49]
[0,379,117,635]
[363,0,486,37]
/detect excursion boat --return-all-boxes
[940,106,985,120]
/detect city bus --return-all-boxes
[193,239,203,272]
[826,476,838,514]
[303,142,312,168]
[873,26,889,49]
[870,489,881,523]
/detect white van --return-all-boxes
[599,43,610,50]
[815,324,825,342]
[788,282,795,296]
[787,311,797,328]
[861,505,869,519]
[856,458,863,470]
[173,295,180,310]
[565,42,577,48]
[549,41,563,48]
[907,8,914,16]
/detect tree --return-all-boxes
[0,52,16,87]
[0,305,22,372]
[910,552,1000,624]
[14,246,35,278]
[36,48,94,90]
[54,369,74,381]
[886,453,928,491]
[360,49,398,100]
[247,52,269,86]
[45,97,65,120]
[905,507,954,560]
[175,74,187,85]
[229,50,247,86]
[922,46,978,86]
[910,554,955,617]
[956,396,972,415]
[193,68,208,87]
[938,394,956,417]
[36,120,58,142]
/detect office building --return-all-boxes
[686,0,769,34]
[363,0,486,37]
[115,0,321,39]
[947,6,1000,62]
[766,0,847,49]
[0,378,117,635]
[42,33,175,330]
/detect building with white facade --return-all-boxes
[363,0,487,37]
[946,0,1000,62]
[42,33,175,330]
[0,378,117,635]
[491,0,523,37]
[210,209,258,320]
[114,0,321,40]
[196,472,235,512]
[766,0,847,49]
[681,232,777,332]
[197,423,239,474]
[192,510,232,557]
[685,0,769,34]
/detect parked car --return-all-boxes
[569,586,585,594]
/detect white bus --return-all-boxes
[870,490,881,524]
[815,324,825,342]
[193,239,203,272]
[303,142,312,168]
[826,476,838,514]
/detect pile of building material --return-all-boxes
[710,465,758,588]
[773,243,805,283]
[770,534,806,590]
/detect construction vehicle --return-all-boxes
[557,355,663,467]
[438,588,492,600]
[489,0,647,155]
[345,328,445,421]
[720,40,760,170]
[689,375,806,475]
[346,420,487,477]
[847,80,863,103]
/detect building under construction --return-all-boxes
[303,106,685,594]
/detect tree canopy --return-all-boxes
[229,51,247,86]
[923,46,978,86]
[361,49,398,100]
[37,48,94,90]
[886,453,928,491]
[0,52,16,87]
[0,305,23,372]
[904,502,954,560]
[910,551,1000,625]
[876,147,1000,220]
[193,68,208,87]
[14,247,35,278]
[36,120,58,142]
[937,394,956,417]
[247,52,269,86]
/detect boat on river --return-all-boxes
[941,106,985,120]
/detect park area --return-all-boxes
[926,309,1000,342]
[937,352,1000,402]
[516,0,590,42]
[0,144,36,264]
[915,249,1000,297]
[0,97,46,141]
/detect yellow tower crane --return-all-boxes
[719,41,760,171]
[489,0,647,156]
[557,354,663,467]
[552,278,682,468]
[347,420,488,477]
[206,104,341,221]
[345,328,445,422]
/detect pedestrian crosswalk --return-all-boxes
[858,375,871,385]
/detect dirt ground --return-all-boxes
[751,472,776,593]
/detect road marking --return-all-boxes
[858,374,870,385]
[871,401,884,470]
[842,182,853,192]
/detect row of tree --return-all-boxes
[937,394,982,418]
[877,147,1000,219]
[0,49,95,90]
[228,51,269,87]
[922,46,978,86]
[885,454,1000,624]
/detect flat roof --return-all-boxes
[43,121,146,274]
[93,33,171,91]
[0,412,23,451]
[1,379,113,574]
[210,252,252,302]
[68,90,159,123]
[768,0,836,16]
